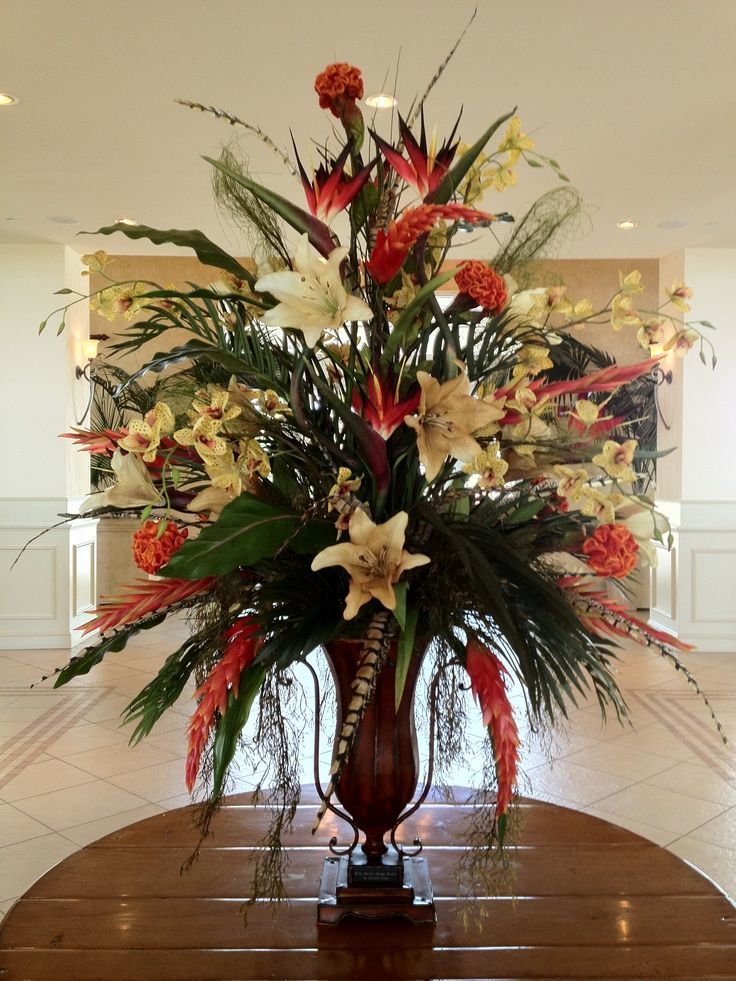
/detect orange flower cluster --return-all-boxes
[455,261,508,314]
[581,523,639,579]
[314,63,364,117]
[185,618,262,792]
[132,520,188,575]
[465,641,520,820]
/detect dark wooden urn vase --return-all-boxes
[316,637,435,925]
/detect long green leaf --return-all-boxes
[429,108,516,204]
[395,604,419,710]
[162,494,332,578]
[204,157,336,258]
[212,664,267,795]
[53,614,166,687]
[85,223,255,284]
[383,267,458,361]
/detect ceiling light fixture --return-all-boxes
[365,93,397,109]
[616,219,638,230]
[0,93,18,106]
[116,216,139,226]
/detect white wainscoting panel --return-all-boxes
[0,498,97,649]
[650,501,736,652]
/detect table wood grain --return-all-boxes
[2,794,735,979]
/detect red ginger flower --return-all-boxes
[185,618,262,792]
[82,576,216,636]
[314,63,364,117]
[465,641,520,819]
[132,520,188,575]
[366,204,497,285]
[455,261,508,314]
[581,523,639,579]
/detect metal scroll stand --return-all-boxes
[308,660,447,925]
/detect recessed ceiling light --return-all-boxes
[47,215,79,224]
[657,219,686,230]
[616,219,638,230]
[3,216,20,222]
[116,216,139,226]
[365,93,397,109]
[0,93,18,107]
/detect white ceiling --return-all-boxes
[2,0,735,261]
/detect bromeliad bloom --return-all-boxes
[294,142,374,224]
[371,109,460,199]
[405,369,506,482]
[454,261,508,314]
[254,234,373,347]
[352,370,421,439]
[366,203,501,285]
[465,641,520,822]
[311,509,430,620]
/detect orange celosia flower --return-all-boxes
[185,618,262,792]
[131,520,188,575]
[366,204,498,284]
[465,641,520,821]
[454,261,508,313]
[581,523,639,579]
[314,63,364,117]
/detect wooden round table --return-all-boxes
[2,793,735,979]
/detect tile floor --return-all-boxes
[1,616,736,924]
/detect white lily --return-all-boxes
[620,505,670,566]
[254,233,373,347]
[79,450,160,514]
[311,509,430,620]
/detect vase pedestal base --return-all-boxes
[317,849,436,926]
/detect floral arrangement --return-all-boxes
[47,54,720,903]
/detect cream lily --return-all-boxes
[79,449,160,514]
[254,233,373,347]
[311,509,430,620]
[404,369,505,482]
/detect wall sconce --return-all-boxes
[75,338,100,381]
[74,334,108,424]
[649,342,672,430]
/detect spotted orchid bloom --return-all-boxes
[592,439,638,483]
[117,402,175,463]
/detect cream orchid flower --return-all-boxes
[404,369,505,482]
[174,416,228,460]
[619,270,644,294]
[189,389,241,427]
[553,464,590,502]
[311,509,430,620]
[464,444,509,489]
[578,488,626,524]
[79,449,160,514]
[117,402,175,463]
[254,233,373,347]
[592,439,638,483]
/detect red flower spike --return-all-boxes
[81,576,216,636]
[185,618,262,792]
[465,642,520,820]
[370,108,460,199]
[61,427,126,456]
[292,139,375,223]
[352,370,421,439]
[366,203,498,285]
